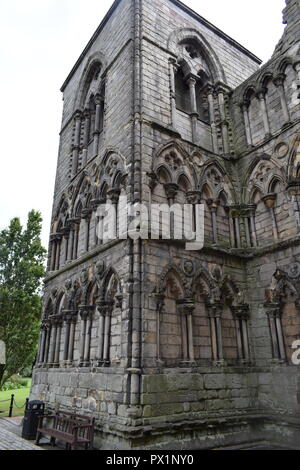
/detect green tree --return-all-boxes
[0,210,46,388]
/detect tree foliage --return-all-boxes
[0,210,46,387]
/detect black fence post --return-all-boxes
[9,394,14,417]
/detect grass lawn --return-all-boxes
[0,379,31,417]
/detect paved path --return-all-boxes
[0,417,42,450]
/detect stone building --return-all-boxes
[30,0,300,449]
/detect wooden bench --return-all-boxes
[35,410,95,450]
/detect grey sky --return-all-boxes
[0,0,285,248]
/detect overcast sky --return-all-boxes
[0,0,285,248]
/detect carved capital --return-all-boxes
[261,193,277,209]
[177,299,195,316]
[186,190,201,204]
[164,183,179,201]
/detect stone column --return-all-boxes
[38,324,47,364]
[169,58,177,128]
[44,322,52,364]
[48,318,57,365]
[68,315,77,362]
[265,301,285,360]
[84,310,93,364]
[186,190,201,235]
[273,74,290,125]
[232,305,250,362]
[96,301,106,363]
[249,204,258,247]
[82,108,91,167]
[155,294,165,362]
[187,76,198,144]
[207,199,220,244]
[107,188,120,241]
[63,314,72,362]
[79,309,88,365]
[71,110,82,177]
[49,236,57,272]
[93,94,102,157]
[241,100,253,146]
[216,84,230,154]
[256,88,271,138]
[205,84,218,153]
[62,227,70,265]
[294,61,300,82]
[262,194,279,241]
[54,234,63,271]
[103,302,114,363]
[207,302,224,362]
[54,318,63,365]
[177,300,195,362]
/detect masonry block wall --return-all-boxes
[31,0,300,449]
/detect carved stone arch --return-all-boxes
[159,263,187,297]
[176,172,192,192]
[177,57,192,77]
[74,52,107,111]
[274,55,294,75]
[220,276,241,304]
[84,280,99,306]
[100,267,121,302]
[198,161,236,203]
[153,141,197,188]
[258,70,274,89]
[243,155,284,203]
[99,148,126,190]
[168,28,226,83]
[243,85,257,104]
[192,267,217,300]
[55,291,66,315]
[156,165,172,184]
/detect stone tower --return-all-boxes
[31,0,300,449]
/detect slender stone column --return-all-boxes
[44,324,51,364]
[68,317,77,362]
[54,319,62,365]
[79,310,88,364]
[169,59,177,128]
[63,315,71,362]
[207,199,220,244]
[96,302,106,362]
[177,300,195,362]
[82,109,91,167]
[256,88,271,137]
[93,94,102,156]
[84,312,93,364]
[55,235,62,271]
[62,228,70,265]
[249,205,258,247]
[38,324,47,364]
[155,294,165,362]
[48,319,57,365]
[71,110,82,177]
[205,84,218,153]
[275,314,286,360]
[262,194,279,241]
[274,74,290,125]
[50,237,57,271]
[241,101,253,146]
[187,76,198,144]
[216,84,230,154]
[265,306,281,359]
[103,304,113,362]
[232,305,250,362]
[207,302,223,362]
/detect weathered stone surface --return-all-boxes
[30,0,300,451]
